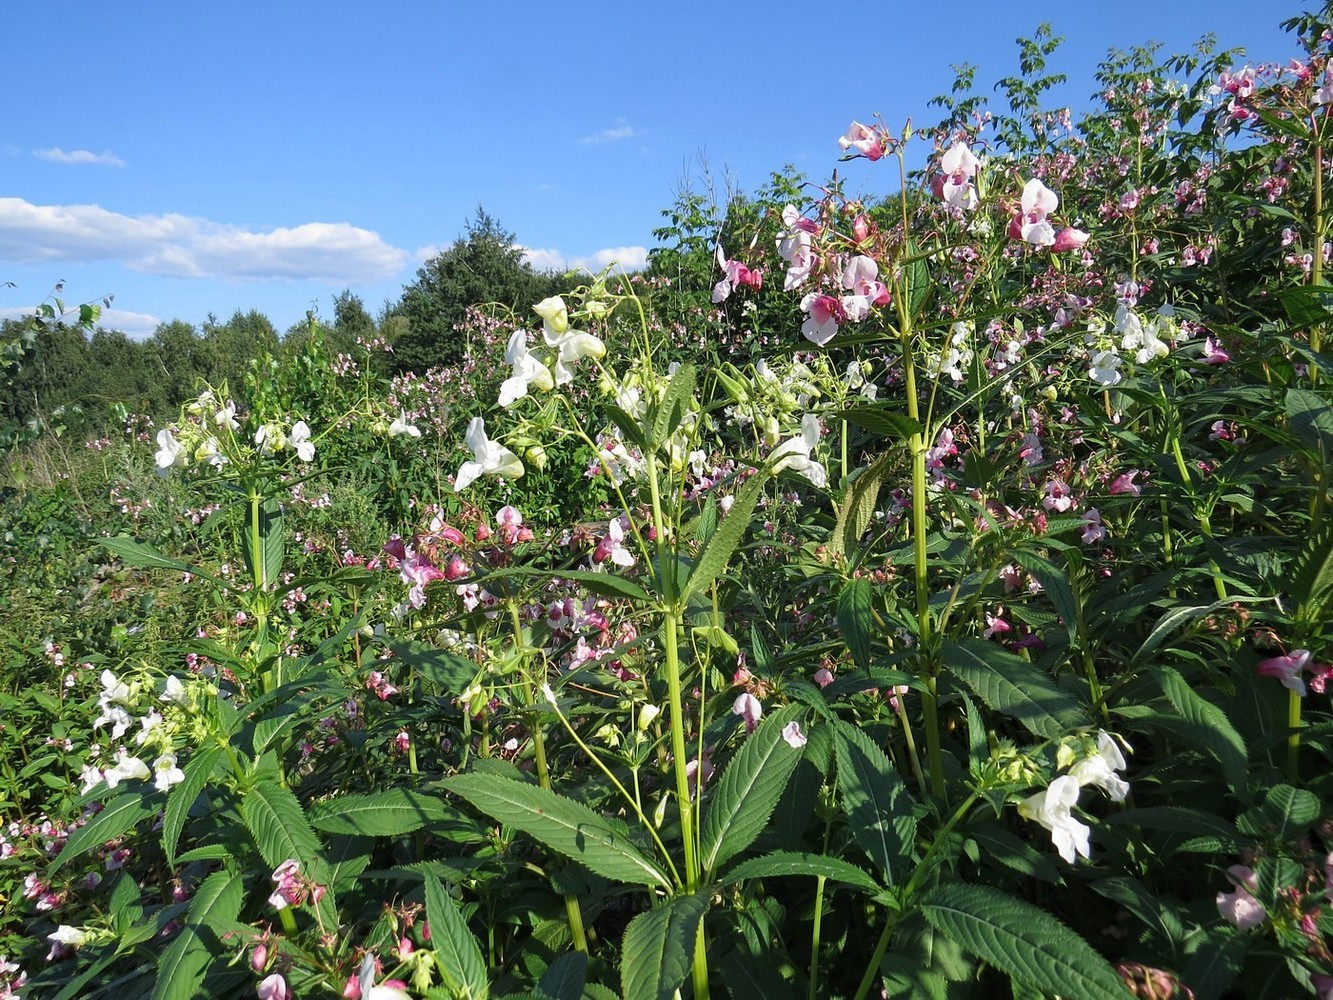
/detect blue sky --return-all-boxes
[0,1,1301,338]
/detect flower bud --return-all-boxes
[525,445,547,472]
[636,704,661,731]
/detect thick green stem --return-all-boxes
[808,875,828,1000]
[1287,687,1302,782]
[509,602,588,953]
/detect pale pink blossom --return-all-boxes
[1051,227,1089,252]
[1256,649,1312,696]
[781,721,808,748]
[257,973,291,1000]
[1107,471,1142,496]
[1216,865,1264,929]
[838,121,885,160]
[1014,178,1060,247]
[732,692,763,731]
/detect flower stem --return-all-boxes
[1287,686,1302,781]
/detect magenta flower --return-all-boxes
[1256,649,1312,696]
[1107,471,1142,496]
[1051,227,1089,252]
[1202,335,1230,364]
[712,246,762,303]
[838,121,885,160]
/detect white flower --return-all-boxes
[543,325,605,386]
[154,429,187,474]
[388,414,422,438]
[1088,349,1123,387]
[160,675,186,703]
[47,925,86,948]
[498,330,554,407]
[1068,731,1130,803]
[1018,775,1091,863]
[289,421,315,462]
[214,400,239,431]
[532,296,569,335]
[453,417,524,492]
[770,413,827,488]
[103,751,151,790]
[153,753,186,793]
[255,422,287,454]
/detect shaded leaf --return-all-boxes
[425,872,488,1000]
[943,639,1085,739]
[621,894,709,1000]
[835,720,915,886]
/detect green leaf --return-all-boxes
[620,894,709,1000]
[943,639,1086,740]
[387,640,479,692]
[425,873,489,1000]
[1290,521,1333,624]
[151,868,244,1000]
[700,704,806,874]
[836,577,874,670]
[836,406,923,442]
[538,952,587,1000]
[719,850,880,893]
[1239,784,1320,841]
[1089,877,1187,950]
[652,361,696,448]
[51,791,156,874]
[835,719,915,886]
[1129,600,1231,666]
[829,452,893,558]
[1011,549,1078,644]
[1286,387,1333,465]
[682,469,765,603]
[261,496,284,589]
[102,537,219,583]
[448,773,668,887]
[241,778,321,868]
[920,883,1128,1000]
[309,788,465,836]
[163,743,224,866]
[1158,667,1249,795]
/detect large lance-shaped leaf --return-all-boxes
[700,704,806,874]
[102,537,222,585]
[836,576,874,670]
[943,639,1085,740]
[152,868,244,1000]
[620,893,710,1000]
[719,850,881,893]
[835,720,915,886]
[241,778,322,868]
[1011,549,1078,644]
[1286,386,1333,464]
[538,952,587,1000]
[309,788,465,837]
[651,361,696,448]
[1158,666,1248,796]
[425,873,488,1000]
[682,469,766,602]
[448,773,668,887]
[162,743,225,866]
[830,452,893,558]
[1290,521,1333,624]
[920,883,1128,1000]
[51,791,156,874]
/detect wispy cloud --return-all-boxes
[34,148,126,167]
[0,198,410,283]
[579,118,640,145]
[521,245,648,273]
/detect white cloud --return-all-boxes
[0,198,410,283]
[520,245,648,274]
[0,305,160,338]
[34,148,126,167]
[579,118,640,145]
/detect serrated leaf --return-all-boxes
[51,791,156,874]
[309,788,464,836]
[1286,387,1333,464]
[1089,877,1187,950]
[425,873,488,1000]
[682,469,765,603]
[1181,931,1243,1000]
[1129,601,1230,666]
[1159,667,1248,795]
[448,774,668,887]
[719,850,880,893]
[835,719,915,886]
[1290,521,1333,623]
[1105,806,1238,841]
[920,883,1128,1000]
[837,406,923,441]
[1242,784,1320,841]
[538,951,587,1000]
[943,639,1085,740]
[163,743,224,866]
[836,577,874,670]
[620,894,709,1000]
[241,778,321,868]
[1011,549,1078,644]
[102,537,220,583]
[387,640,479,692]
[700,704,806,874]
[830,452,892,557]
[652,361,696,448]
[151,868,244,1000]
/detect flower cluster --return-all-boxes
[1018,731,1130,863]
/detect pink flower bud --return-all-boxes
[251,943,268,972]
[1051,227,1089,252]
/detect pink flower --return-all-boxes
[813,667,835,688]
[1014,178,1059,247]
[1107,471,1142,496]
[781,721,807,748]
[268,860,304,910]
[1202,335,1230,364]
[800,293,845,346]
[732,692,762,731]
[1042,479,1076,513]
[1051,228,1089,252]
[1080,508,1107,545]
[592,516,635,568]
[1216,865,1264,929]
[1256,649,1313,696]
[257,973,291,1000]
[712,247,762,303]
[938,142,980,211]
[838,121,885,160]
